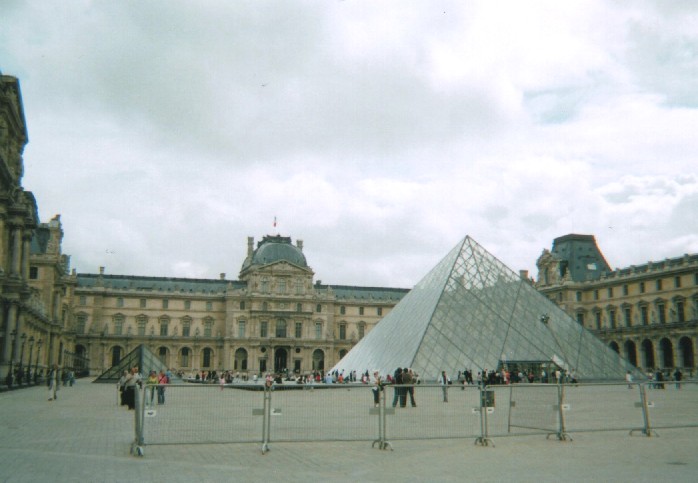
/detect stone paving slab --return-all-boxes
[0,380,696,482]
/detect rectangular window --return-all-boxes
[609,310,616,329]
[160,321,168,336]
[204,322,212,337]
[675,276,682,288]
[658,303,666,324]
[182,322,190,337]
[238,321,246,338]
[206,301,213,311]
[623,284,629,296]
[358,324,365,339]
[641,306,648,325]
[377,307,383,316]
[76,315,87,334]
[79,295,87,306]
[117,297,124,308]
[137,320,146,336]
[140,298,147,309]
[576,291,582,302]
[639,282,645,294]
[339,323,346,340]
[295,321,302,338]
[259,359,267,372]
[593,290,599,301]
[275,320,287,338]
[656,279,663,291]
[595,312,601,329]
[607,287,613,298]
[677,301,685,322]
[114,319,123,336]
[316,304,322,313]
[359,307,364,316]
[162,299,169,309]
[694,273,698,285]
[184,300,191,310]
[624,308,632,327]
[29,266,39,279]
[315,322,322,340]
[576,313,584,326]
[340,306,346,315]
[260,321,268,338]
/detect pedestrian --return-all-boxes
[674,368,682,389]
[371,370,382,407]
[391,368,403,407]
[406,368,417,407]
[157,370,168,404]
[146,370,158,406]
[625,370,633,389]
[47,364,59,401]
[124,366,141,410]
[439,370,450,402]
[118,370,128,406]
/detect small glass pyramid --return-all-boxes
[331,236,643,382]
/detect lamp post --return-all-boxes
[18,333,27,385]
[34,339,42,384]
[26,336,35,384]
[6,330,17,388]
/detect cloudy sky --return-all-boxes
[1,1,697,288]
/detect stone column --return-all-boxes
[1,302,13,364]
[0,212,6,271]
[10,226,21,277]
[12,308,23,365]
[21,233,31,280]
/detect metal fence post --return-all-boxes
[474,385,494,447]
[130,384,145,456]
[549,383,571,441]
[372,385,393,450]
[261,385,272,454]
[630,383,655,437]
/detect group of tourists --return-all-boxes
[118,366,172,409]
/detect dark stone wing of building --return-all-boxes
[331,236,644,382]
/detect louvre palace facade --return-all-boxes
[536,234,698,376]
[2,73,697,385]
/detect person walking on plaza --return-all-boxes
[371,370,383,407]
[391,367,403,407]
[625,370,633,389]
[405,368,417,407]
[145,370,158,406]
[157,370,168,404]
[439,370,450,402]
[674,368,682,389]
[47,364,59,401]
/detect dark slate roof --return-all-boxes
[551,234,612,282]
[76,274,244,293]
[316,284,409,301]
[241,235,308,272]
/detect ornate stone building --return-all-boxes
[536,234,698,375]
[1,73,75,386]
[71,235,408,377]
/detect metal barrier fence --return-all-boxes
[128,381,698,455]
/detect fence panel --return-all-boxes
[562,383,644,433]
[384,384,482,440]
[141,383,265,445]
[506,384,560,436]
[643,380,698,430]
[268,384,376,442]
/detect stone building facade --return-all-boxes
[536,234,698,376]
[0,73,75,386]
[71,235,408,377]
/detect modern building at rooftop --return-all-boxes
[1,72,697,384]
[536,234,698,375]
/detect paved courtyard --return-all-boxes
[0,379,696,482]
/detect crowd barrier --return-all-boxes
[127,380,698,456]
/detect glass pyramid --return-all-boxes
[331,236,644,382]
[93,344,175,383]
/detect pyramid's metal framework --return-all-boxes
[332,236,644,381]
[93,344,174,383]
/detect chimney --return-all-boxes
[519,269,528,280]
[297,239,303,251]
[247,237,254,257]
[220,273,226,280]
[99,266,105,275]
